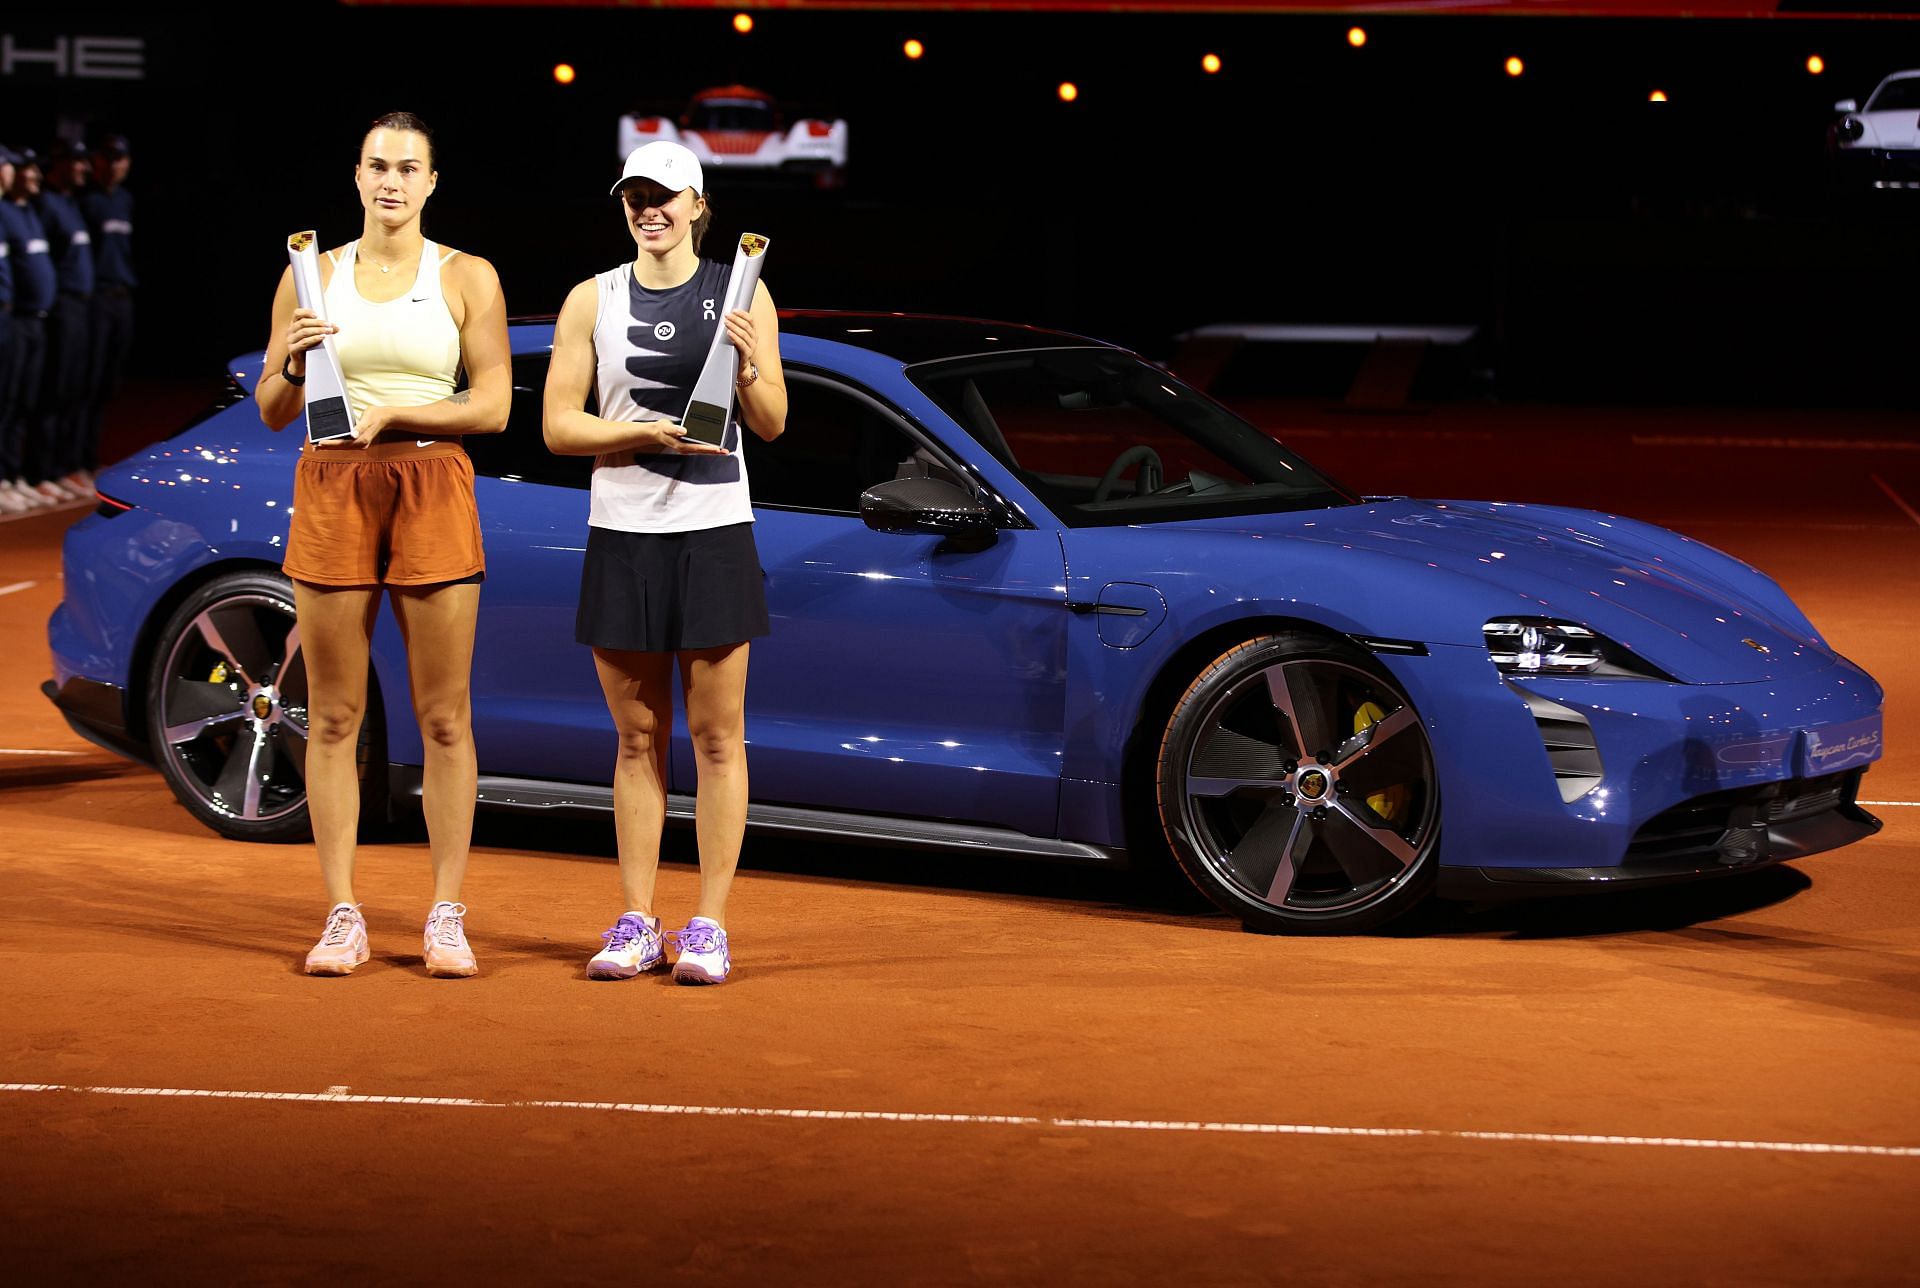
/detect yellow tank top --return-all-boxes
[318,240,462,457]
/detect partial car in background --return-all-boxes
[1830,69,1920,189]
[618,85,847,187]
[45,313,1885,935]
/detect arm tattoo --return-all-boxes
[446,389,472,406]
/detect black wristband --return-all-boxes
[281,356,306,387]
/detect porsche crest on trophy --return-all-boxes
[286,231,356,444]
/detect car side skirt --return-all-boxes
[413,770,1128,866]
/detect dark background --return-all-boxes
[7,2,1919,407]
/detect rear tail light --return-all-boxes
[805,120,832,137]
[94,491,134,519]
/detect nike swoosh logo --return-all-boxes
[416,440,435,448]
[410,297,430,303]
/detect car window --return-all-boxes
[1866,77,1920,111]
[907,347,1356,527]
[689,102,775,130]
[747,372,969,515]
[465,354,595,491]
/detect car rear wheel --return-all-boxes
[1155,634,1440,934]
[144,569,383,843]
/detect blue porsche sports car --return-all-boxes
[45,313,1885,932]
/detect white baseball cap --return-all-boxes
[610,140,704,197]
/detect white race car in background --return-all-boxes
[1831,69,1920,189]
[618,84,847,187]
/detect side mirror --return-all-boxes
[859,476,996,545]
[1834,99,1859,113]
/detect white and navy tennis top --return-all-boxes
[588,258,753,533]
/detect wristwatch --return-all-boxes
[736,361,759,389]
[281,356,306,387]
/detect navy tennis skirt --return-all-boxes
[575,522,770,653]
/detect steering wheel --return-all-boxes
[1092,446,1164,502]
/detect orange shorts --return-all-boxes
[283,448,485,587]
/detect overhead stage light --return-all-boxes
[1506,56,1525,78]
[734,13,754,35]
[1058,81,1079,103]
[1348,27,1367,48]
[553,63,576,86]
[1202,53,1221,74]
[904,39,924,60]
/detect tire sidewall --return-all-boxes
[1154,632,1438,935]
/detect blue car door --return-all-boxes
[460,357,617,785]
[713,373,1070,839]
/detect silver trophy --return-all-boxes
[286,231,356,444]
[680,232,770,446]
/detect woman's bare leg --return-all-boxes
[290,580,381,908]
[680,642,751,926]
[390,581,483,905]
[593,648,676,915]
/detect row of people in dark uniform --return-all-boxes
[0,135,137,514]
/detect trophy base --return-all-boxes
[306,397,355,444]
[680,400,729,447]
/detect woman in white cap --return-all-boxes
[543,140,787,985]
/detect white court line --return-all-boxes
[1,1082,1914,1160]
[0,748,84,757]
[0,580,34,597]
[1871,475,1920,529]
[1861,801,1920,807]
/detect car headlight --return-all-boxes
[1484,618,1673,680]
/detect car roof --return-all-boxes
[776,311,1110,364]
[692,84,773,104]
[496,310,1114,366]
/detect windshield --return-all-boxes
[1866,77,1920,112]
[906,347,1356,527]
[689,101,775,130]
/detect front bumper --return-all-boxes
[1833,146,1920,188]
[41,676,146,761]
[1397,643,1885,877]
[1437,767,1880,896]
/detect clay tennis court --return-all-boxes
[2,397,1915,1284]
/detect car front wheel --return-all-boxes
[1155,634,1440,934]
[144,569,382,843]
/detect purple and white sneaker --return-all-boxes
[588,912,665,980]
[667,917,731,985]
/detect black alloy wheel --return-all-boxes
[1155,634,1440,934]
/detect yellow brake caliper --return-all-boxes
[209,661,229,684]
[1353,701,1407,823]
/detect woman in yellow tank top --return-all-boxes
[256,112,511,980]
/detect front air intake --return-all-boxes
[1509,683,1604,803]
